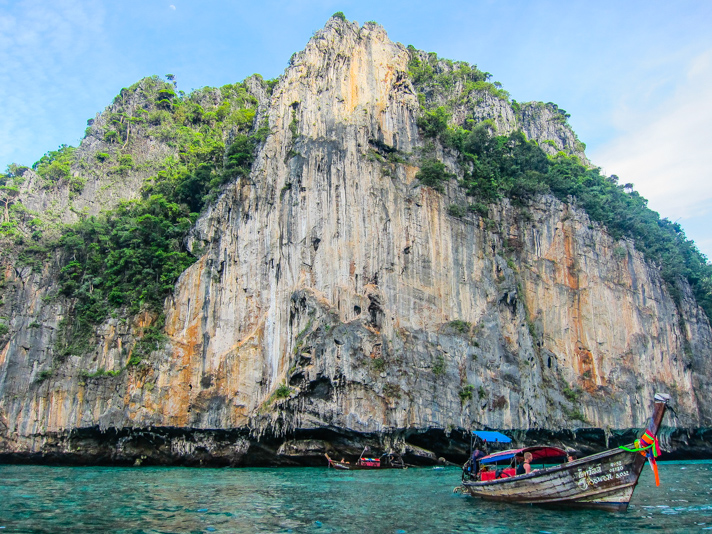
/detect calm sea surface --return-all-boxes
[0,461,710,533]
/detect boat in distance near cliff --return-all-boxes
[461,393,671,511]
[325,447,406,470]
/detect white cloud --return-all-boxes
[591,48,712,222]
[0,0,108,166]
[170,5,176,9]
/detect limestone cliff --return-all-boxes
[0,17,710,466]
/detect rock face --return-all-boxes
[0,17,710,465]
[14,76,267,227]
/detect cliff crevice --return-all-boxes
[0,16,710,464]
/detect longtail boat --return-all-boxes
[325,448,406,470]
[462,393,670,511]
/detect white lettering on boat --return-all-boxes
[575,461,630,487]
[588,473,614,485]
[576,465,602,478]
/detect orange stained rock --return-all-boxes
[133,309,157,330]
[375,66,393,134]
[562,224,579,291]
[346,49,359,112]
[404,165,419,184]
[575,344,599,392]
[160,263,207,426]
[166,322,203,425]
[383,64,394,92]
[0,337,8,367]
[101,324,116,360]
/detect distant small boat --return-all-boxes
[325,448,406,470]
[461,393,670,511]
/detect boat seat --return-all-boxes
[481,470,497,481]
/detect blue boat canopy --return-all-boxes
[471,431,512,443]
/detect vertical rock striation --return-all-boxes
[0,17,710,464]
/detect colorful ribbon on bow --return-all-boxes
[619,431,661,486]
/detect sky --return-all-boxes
[1,0,711,257]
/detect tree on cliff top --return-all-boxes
[0,184,19,224]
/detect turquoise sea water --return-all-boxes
[0,461,710,533]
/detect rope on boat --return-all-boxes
[619,431,661,487]
[618,431,660,456]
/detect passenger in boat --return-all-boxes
[567,452,577,462]
[464,448,486,479]
[471,448,485,475]
[515,454,525,475]
[523,452,533,474]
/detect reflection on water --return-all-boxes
[0,461,710,533]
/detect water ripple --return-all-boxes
[0,462,710,533]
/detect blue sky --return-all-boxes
[1,0,711,257]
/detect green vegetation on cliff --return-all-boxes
[2,74,274,360]
[453,126,712,319]
[58,195,195,312]
[406,46,509,105]
[406,48,712,322]
[2,44,711,369]
[33,145,85,193]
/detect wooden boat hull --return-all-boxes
[464,395,668,511]
[464,447,646,511]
